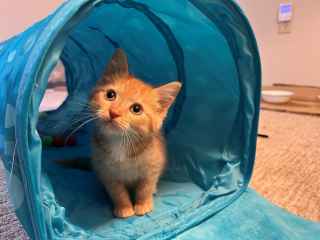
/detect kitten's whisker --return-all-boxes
[117,122,128,131]
[68,114,97,125]
[74,112,97,119]
[119,130,126,162]
[67,101,99,113]
[127,133,137,159]
[128,128,144,145]
[118,124,137,160]
[79,109,97,116]
[123,131,129,153]
[48,115,96,132]
[69,118,93,128]
[125,132,133,159]
[69,104,91,110]
[74,111,96,118]
[67,101,92,108]
[64,116,99,145]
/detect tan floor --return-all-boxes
[251,110,320,222]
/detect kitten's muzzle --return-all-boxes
[109,109,121,119]
[102,117,123,131]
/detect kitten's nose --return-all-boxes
[109,109,121,119]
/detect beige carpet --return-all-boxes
[252,110,320,222]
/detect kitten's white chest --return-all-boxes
[103,141,143,182]
[109,146,126,162]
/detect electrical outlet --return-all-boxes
[278,22,291,34]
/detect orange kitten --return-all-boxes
[90,49,181,218]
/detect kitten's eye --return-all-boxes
[106,89,116,101]
[130,103,143,115]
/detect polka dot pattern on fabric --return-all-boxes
[7,50,16,63]
[5,104,16,129]
[24,35,36,53]
[4,141,15,157]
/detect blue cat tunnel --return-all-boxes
[0,0,319,239]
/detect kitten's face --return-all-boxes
[90,49,181,136]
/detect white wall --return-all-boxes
[0,1,63,41]
[1,1,319,87]
[238,0,320,87]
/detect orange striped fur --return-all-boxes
[90,49,181,218]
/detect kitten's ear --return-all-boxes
[104,48,129,78]
[155,81,182,113]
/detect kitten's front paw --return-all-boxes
[134,200,153,216]
[114,206,135,218]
